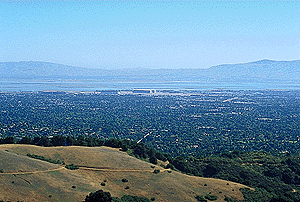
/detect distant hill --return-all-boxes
[207,59,299,82]
[1,60,299,83]
[0,61,103,78]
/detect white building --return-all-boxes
[132,89,156,94]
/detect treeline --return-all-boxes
[0,135,170,164]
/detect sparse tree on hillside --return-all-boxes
[85,189,112,202]
[120,195,151,202]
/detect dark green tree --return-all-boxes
[149,156,158,164]
[104,138,122,148]
[18,136,32,144]
[85,190,112,202]
[120,195,151,202]
[66,136,76,146]
[0,136,15,144]
[51,135,66,146]
[39,136,52,147]
[75,135,87,146]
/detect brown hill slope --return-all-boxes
[0,150,60,173]
[0,145,153,170]
[0,144,253,202]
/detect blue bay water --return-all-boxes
[0,78,298,92]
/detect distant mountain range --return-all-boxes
[1,60,299,83]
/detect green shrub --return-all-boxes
[121,178,128,182]
[120,195,151,202]
[153,169,160,174]
[125,186,130,189]
[65,164,79,170]
[27,153,62,164]
[195,195,207,202]
[101,182,106,186]
[150,197,156,201]
[205,194,218,201]
[224,196,235,202]
[120,145,128,152]
[166,164,175,170]
[0,169,3,173]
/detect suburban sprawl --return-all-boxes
[0,90,298,157]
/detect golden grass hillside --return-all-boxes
[0,150,60,173]
[0,144,253,202]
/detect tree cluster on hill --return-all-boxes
[0,135,169,164]
[167,151,300,202]
[85,189,152,202]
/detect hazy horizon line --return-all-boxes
[1,58,299,70]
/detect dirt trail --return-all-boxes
[0,166,65,175]
[78,166,154,172]
[0,165,169,175]
[76,165,171,173]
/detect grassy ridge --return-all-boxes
[1,136,299,201]
[0,144,250,202]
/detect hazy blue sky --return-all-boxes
[1,0,299,69]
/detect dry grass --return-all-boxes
[0,144,253,202]
[0,144,153,169]
[0,150,60,173]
